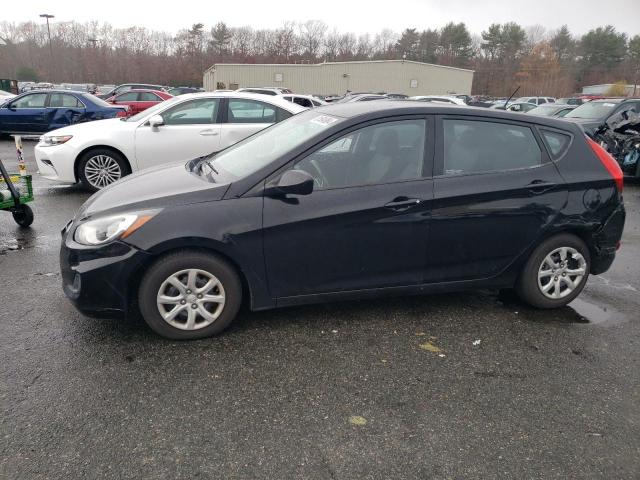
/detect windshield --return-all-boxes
[126,97,180,122]
[565,101,619,119]
[210,110,344,178]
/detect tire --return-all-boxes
[516,233,591,309]
[78,148,129,192]
[138,251,242,340]
[12,204,34,227]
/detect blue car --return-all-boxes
[0,90,127,135]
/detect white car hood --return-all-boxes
[46,117,134,137]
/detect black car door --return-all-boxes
[426,115,568,283]
[262,116,434,299]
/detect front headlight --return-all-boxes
[74,211,158,246]
[40,135,73,146]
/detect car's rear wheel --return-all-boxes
[516,234,591,308]
[78,148,129,192]
[138,251,242,339]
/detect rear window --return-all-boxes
[541,130,571,159]
[443,119,542,175]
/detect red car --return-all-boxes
[106,89,173,115]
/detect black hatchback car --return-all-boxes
[60,102,626,339]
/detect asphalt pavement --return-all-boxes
[1,139,639,479]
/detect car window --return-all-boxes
[556,108,572,117]
[116,86,132,94]
[539,98,547,104]
[10,93,47,108]
[162,98,219,125]
[49,93,83,108]
[443,119,541,175]
[293,97,312,108]
[293,119,427,190]
[565,101,619,119]
[138,92,161,101]
[228,99,277,123]
[541,130,571,159]
[116,92,139,102]
[312,100,322,107]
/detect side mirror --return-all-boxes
[264,169,314,197]
[149,114,164,128]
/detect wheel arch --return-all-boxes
[74,145,132,182]
[126,241,266,318]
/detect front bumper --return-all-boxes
[35,143,78,183]
[60,221,152,318]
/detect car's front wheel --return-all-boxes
[516,233,591,308]
[78,148,129,192]
[138,251,242,339]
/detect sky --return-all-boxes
[3,0,639,37]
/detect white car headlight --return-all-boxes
[74,211,157,246]
[40,135,73,146]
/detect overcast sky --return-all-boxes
[4,0,639,37]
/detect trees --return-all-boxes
[210,22,233,58]
[0,19,637,95]
[580,26,627,69]
[438,22,472,67]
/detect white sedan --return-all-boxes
[34,92,306,191]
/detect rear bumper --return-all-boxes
[591,204,625,275]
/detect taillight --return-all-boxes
[587,137,623,193]
[115,109,128,118]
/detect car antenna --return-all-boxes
[504,86,520,109]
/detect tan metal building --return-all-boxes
[203,60,474,96]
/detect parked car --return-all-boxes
[0,89,16,102]
[336,93,387,103]
[514,96,556,105]
[491,102,538,113]
[409,95,467,105]
[59,101,625,339]
[35,92,305,191]
[0,90,127,136]
[106,89,173,115]
[280,94,327,108]
[556,97,586,106]
[385,93,409,99]
[167,87,204,96]
[97,83,167,99]
[236,87,293,96]
[564,98,640,136]
[527,104,577,117]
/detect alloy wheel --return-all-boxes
[537,247,587,299]
[84,155,122,189]
[156,268,226,330]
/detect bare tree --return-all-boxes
[299,20,327,60]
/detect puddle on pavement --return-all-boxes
[0,232,38,255]
[491,290,626,326]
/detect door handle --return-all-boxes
[384,196,422,211]
[199,129,219,136]
[527,180,556,193]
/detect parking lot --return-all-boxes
[1,138,639,478]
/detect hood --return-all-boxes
[78,161,230,218]
[47,117,129,137]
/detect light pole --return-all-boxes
[39,14,54,79]
[88,38,98,85]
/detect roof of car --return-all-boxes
[312,100,581,129]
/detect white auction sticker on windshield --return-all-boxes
[603,103,616,107]
[310,115,339,126]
